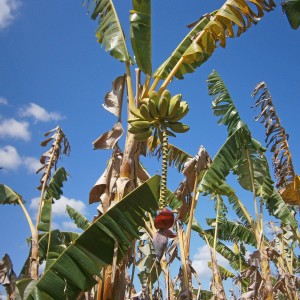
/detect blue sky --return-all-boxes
[1,0,300,295]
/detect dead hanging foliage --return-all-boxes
[173,146,211,221]
[0,254,16,299]
[252,82,300,205]
[36,126,70,191]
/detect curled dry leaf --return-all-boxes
[175,145,211,220]
[102,75,126,118]
[89,150,123,209]
[93,122,124,150]
[0,254,16,297]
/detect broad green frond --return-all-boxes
[130,0,152,74]
[153,13,213,80]
[66,205,91,231]
[282,0,300,29]
[206,218,256,246]
[25,176,160,299]
[0,184,23,205]
[88,0,132,63]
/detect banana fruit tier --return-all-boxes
[128,90,190,140]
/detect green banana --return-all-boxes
[134,128,152,141]
[140,104,154,121]
[130,108,145,119]
[130,120,152,129]
[166,129,176,137]
[158,96,169,118]
[166,122,190,133]
[128,126,149,134]
[149,91,159,103]
[167,94,181,119]
[148,99,160,119]
[168,101,189,122]
[161,90,171,101]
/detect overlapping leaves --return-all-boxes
[22,175,160,299]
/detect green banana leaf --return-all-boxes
[282,0,300,29]
[66,205,91,230]
[130,0,152,75]
[192,219,248,271]
[38,167,68,231]
[88,0,132,63]
[44,167,68,201]
[208,262,235,279]
[153,12,213,80]
[23,175,160,299]
[0,184,23,205]
[206,218,256,247]
[204,70,298,231]
[19,231,79,279]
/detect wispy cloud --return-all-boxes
[19,103,63,122]
[23,156,42,173]
[0,117,30,141]
[0,145,42,172]
[0,0,20,30]
[192,244,231,278]
[30,195,87,217]
[0,97,8,105]
[0,145,22,170]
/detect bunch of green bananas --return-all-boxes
[128,90,190,140]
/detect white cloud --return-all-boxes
[23,156,41,173]
[19,103,63,122]
[0,118,30,140]
[61,221,82,232]
[0,97,8,105]
[30,195,87,217]
[192,245,230,278]
[52,196,86,216]
[0,0,20,30]
[0,145,21,170]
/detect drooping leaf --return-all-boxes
[44,167,68,201]
[153,12,214,80]
[206,218,256,246]
[102,75,126,118]
[182,0,275,66]
[66,205,91,230]
[192,219,248,271]
[282,0,300,29]
[25,175,160,299]
[87,0,132,63]
[0,254,16,297]
[93,122,124,150]
[0,184,23,205]
[130,0,152,75]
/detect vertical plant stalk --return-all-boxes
[159,128,168,210]
[177,222,189,292]
[185,177,199,254]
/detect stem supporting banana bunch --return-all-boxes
[160,128,168,210]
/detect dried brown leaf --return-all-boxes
[93,122,124,150]
[102,76,126,118]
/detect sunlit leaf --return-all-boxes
[87,0,132,62]
[130,0,152,74]
[0,184,23,205]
